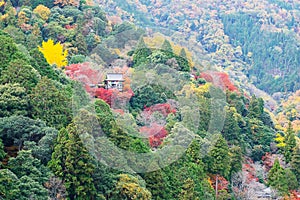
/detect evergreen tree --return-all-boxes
[7,150,50,184]
[178,178,197,200]
[283,122,296,163]
[0,83,28,117]
[0,138,6,164]
[24,127,58,165]
[222,107,241,145]
[92,161,118,199]
[284,169,298,191]
[48,128,69,177]
[0,59,40,91]
[142,170,168,199]
[179,48,187,59]
[229,145,243,176]
[161,39,173,53]
[268,158,289,195]
[204,134,231,198]
[6,150,50,199]
[133,37,151,66]
[0,34,19,72]
[74,33,88,55]
[290,145,300,181]
[0,115,49,150]
[30,77,71,129]
[0,169,20,200]
[206,134,231,178]
[247,96,264,119]
[16,176,49,200]
[49,123,96,199]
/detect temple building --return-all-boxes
[104,73,124,91]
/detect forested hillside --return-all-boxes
[97,0,300,95]
[0,0,299,199]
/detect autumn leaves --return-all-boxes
[38,39,68,68]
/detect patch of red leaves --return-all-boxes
[289,191,300,200]
[139,124,168,148]
[262,153,274,172]
[94,88,115,106]
[198,72,213,82]
[243,158,259,183]
[197,72,239,92]
[144,103,176,117]
[65,63,103,87]
[209,175,229,191]
[65,24,77,30]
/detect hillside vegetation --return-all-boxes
[0,0,299,199]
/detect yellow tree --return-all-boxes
[33,5,51,21]
[38,39,68,68]
[0,0,5,7]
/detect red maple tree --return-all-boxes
[144,103,176,117]
[197,72,239,92]
[140,123,168,148]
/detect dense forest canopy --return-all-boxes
[0,0,299,199]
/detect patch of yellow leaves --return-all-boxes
[275,133,286,148]
[38,39,68,68]
[33,5,51,21]
[191,82,211,98]
[0,0,5,7]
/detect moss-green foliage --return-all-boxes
[94,99,150,153]
[0,83,28,117]
[0,59,40,92]
[133,49,190,72]
[0,138,6,163]
[129,84,175,112]
[283,122,297,163]
[291,146,300,181]
[267,158,297,195]
[4,150,50,199]
[49,124,97,199]
[29,77,72,129]
[142,138,214,199]
[0,34,20,73]
[204,134,231,178]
